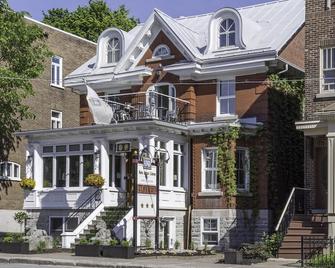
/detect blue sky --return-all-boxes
[8,0,273,22]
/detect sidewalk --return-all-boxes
[0,252,300,268]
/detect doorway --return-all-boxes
[160,217,176,250]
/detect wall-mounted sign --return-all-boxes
[137,194,156,218]
[115,142,131,153]
[137,163,156,186]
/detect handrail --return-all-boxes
[275,187,311,232]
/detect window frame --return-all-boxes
[201,147,220,192]
[0,161,21,181]
[107,37,121,64]
[49,216,79,236]
[155,140,168,187]
[51,110,62,129]
[50,56,63,88]
[108,143,126,190]
[219,18,236,48]
[236,147,250,192]
[200,217,220,246]
[217,79,236,117]
[173,144,184,188]
[152,44,171,58]
[320,47,335,93]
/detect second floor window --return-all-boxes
[218,80,236,116]
[51,110,62,129]
[51,56,63,87]
[173,144,184,188]
[202,148,219,191]
[236,148,250,192]
[107,38,121,64]
[219,18,236,48]
[322,47,335,92]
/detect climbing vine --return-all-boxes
[210,126,240,206]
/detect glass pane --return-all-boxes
[83,144,94,151]
[69,156,80,187]
[56,66,60,85]
[65,217,78,232]
[50,218,63,236]
[56,156,66,187]
[52,57,60,64]
[203,233,218,245]
[0,163,5,176]
[56,145,66,152]
[205,170,213,189]
[181,155,184,188]
[14,164,19,178]
[228,33,235,46]
[83,155,94,186]
[220,99,229,114]
[6,163,11,177]
[43,146,53,153]
[159,153,166,186]
[220,82,229,97]
[220,34,227,47]
[51,65,55,84]
[69,144,80,152]
[52,111,60,118]
[173,155,179,187]
[228,19,235,31]
[328,49,332,69]
[228,98,236,114]
[43,157,53,188]
[114,155,122,188]
[324,49,327,69]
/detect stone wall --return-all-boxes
[191,209,270,250]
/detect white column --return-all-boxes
[32,144,43,191]
[26,145,34,179]
[100,139,109,188]
[328,136,335,237]
[94,140,101,175]
[165,140,174,189]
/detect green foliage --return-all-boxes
[42,0,139,42]
[84,174,105,188]
[121,240,131,248]
[267,74,305,221]
[79,238,89,245]
[0,0,51,162]
[92,239,101,246]
[14,211,29,224]
[262,233,283,257]
[19,178,36,190]
[53,237,61,248]
[109,238,118,246]
[174,240,180,250]
[36,240,46,253]
[145,238,152,249]
[210,127,240,206]
[2,233,25,243]
[308,253,335,267]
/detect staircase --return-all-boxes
[278,214,328,259]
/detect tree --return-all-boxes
[0,0,50,162]
[42,0,139,42]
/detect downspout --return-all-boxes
[186,137,193,249]
[278,63,289,75]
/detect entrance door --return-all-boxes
[161,218,176,249]
[315,145,328,211]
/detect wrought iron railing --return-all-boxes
[64,188,102,231]
[301,236,334,267]
[275,187,311,235]
[101,91,190,124]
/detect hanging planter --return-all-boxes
[84,174,105,188]
[19,178,36,190]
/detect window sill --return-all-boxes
[198,191,223,197]
[50,84,65,90]
[146,55,175,63]
[213,115,238,122]
[234,191,252,197]
[0,177,21,182]
[315,92,335,99]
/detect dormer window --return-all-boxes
[153,44,171,58]
[219,19,236,47]
[107,37,121,64]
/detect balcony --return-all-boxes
[101,91,190,124]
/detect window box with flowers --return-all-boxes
[84,174,105,188]
[19,178,36,190]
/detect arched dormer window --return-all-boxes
[153,44,171,58]
[219,18,236,47]
[107,37,121,63]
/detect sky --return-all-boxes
[8,0,274,22]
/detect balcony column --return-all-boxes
[32,144,43,191]
[328,134,335,237]
[99,139,109,188]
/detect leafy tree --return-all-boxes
[42,0,139,42]
[0,0,50,162]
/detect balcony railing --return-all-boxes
[101,91,190,124]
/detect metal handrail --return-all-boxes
[275,187,311,232]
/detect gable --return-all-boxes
[137,31,187,67]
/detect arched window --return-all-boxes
[219,18,236,47]
[153,44,171,58]
[107,38,121,64]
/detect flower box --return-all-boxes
[0,242,30,254]
[102,246,135,259]
[75,244,102,257]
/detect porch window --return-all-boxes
[0,161,20,181]
[56,156,66,187]
[83,155,94,186]
[201,218,219,245]
[236,148,250,192]
[69,156,80,187]
[202,148,219,191]
[43,157,53,188]
[109,154,122,188]
[217,80,236,116]
[321,47,335,92]
[156,141,167,186]
[173,144,184,188]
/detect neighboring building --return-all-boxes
[296,0,335,235]
[19,0,304,249]
[0,17,96,233]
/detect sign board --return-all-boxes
[136,163,157,218]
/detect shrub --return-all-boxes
[308,253,335,267]
[174,240,180,250]
[2,236,14,243]
[145,238,152,249]
[92,239,101,246]
[14,212,29,224]
[262,233,283,257]
[19,178,35,190]
[53,237,61,248]
[84,174,105,188]
[79,238,89,245]
[36,241,46,253]
[121,240,131,248]
[109,238,119,246]
[2,233,25,243]
[240,242,272,261]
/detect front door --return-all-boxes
[315,144,328,211]
[161,218,176,250]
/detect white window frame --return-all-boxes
[153,44,171,58]
[173,144,184,189]
[219,18,236,48]
[217,80,236,117]
[236,147,250,192]
[50,56,63,88]
[155,140,168,187]
[49,216,79,236]
[107,37,121,64]
[51,110,62,129]
[108,143,126,190]
[320,47,335,93]
[0,161,21,181]
[201,148,220,192]
[200,217,220,246]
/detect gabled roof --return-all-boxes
[65,0,304,88]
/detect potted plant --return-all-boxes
[84,174,105,188]
[102,239,135,259]
[75,238,102,257]
[19,178,35,190]
[0,233,29,254]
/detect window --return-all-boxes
[148,84,176,120]
[219,18,236,47]
[0,162,20,181]
[321,47,335,92]
[107,38,121,64]
[218,80,236,116]
[69,156,80,187]
[236,148,250,192]
[155,141,167,186]
[83,155,94,185]
[153,44,171,58]
[51,111,62,129]
[326,0,335,10]
[49,217,78,237]
[201,218,219,245]
[202,149,219,191]
[43,157,53,188]
[173,144,184,188]
[109,154,122,188]
[51,56,63,87]
[56,156,66,187]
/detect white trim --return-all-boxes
[153,44,171,58]
[49,216,78,236]
[201,147,220,192]
[24,16,96,46]
[51,110,62,129]
[216,79,236,118]
[200,217,220,246]
[50,56,63,88]
[0,161,21,181]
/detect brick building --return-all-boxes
[20,0,305,249]
[0,17,96,233]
